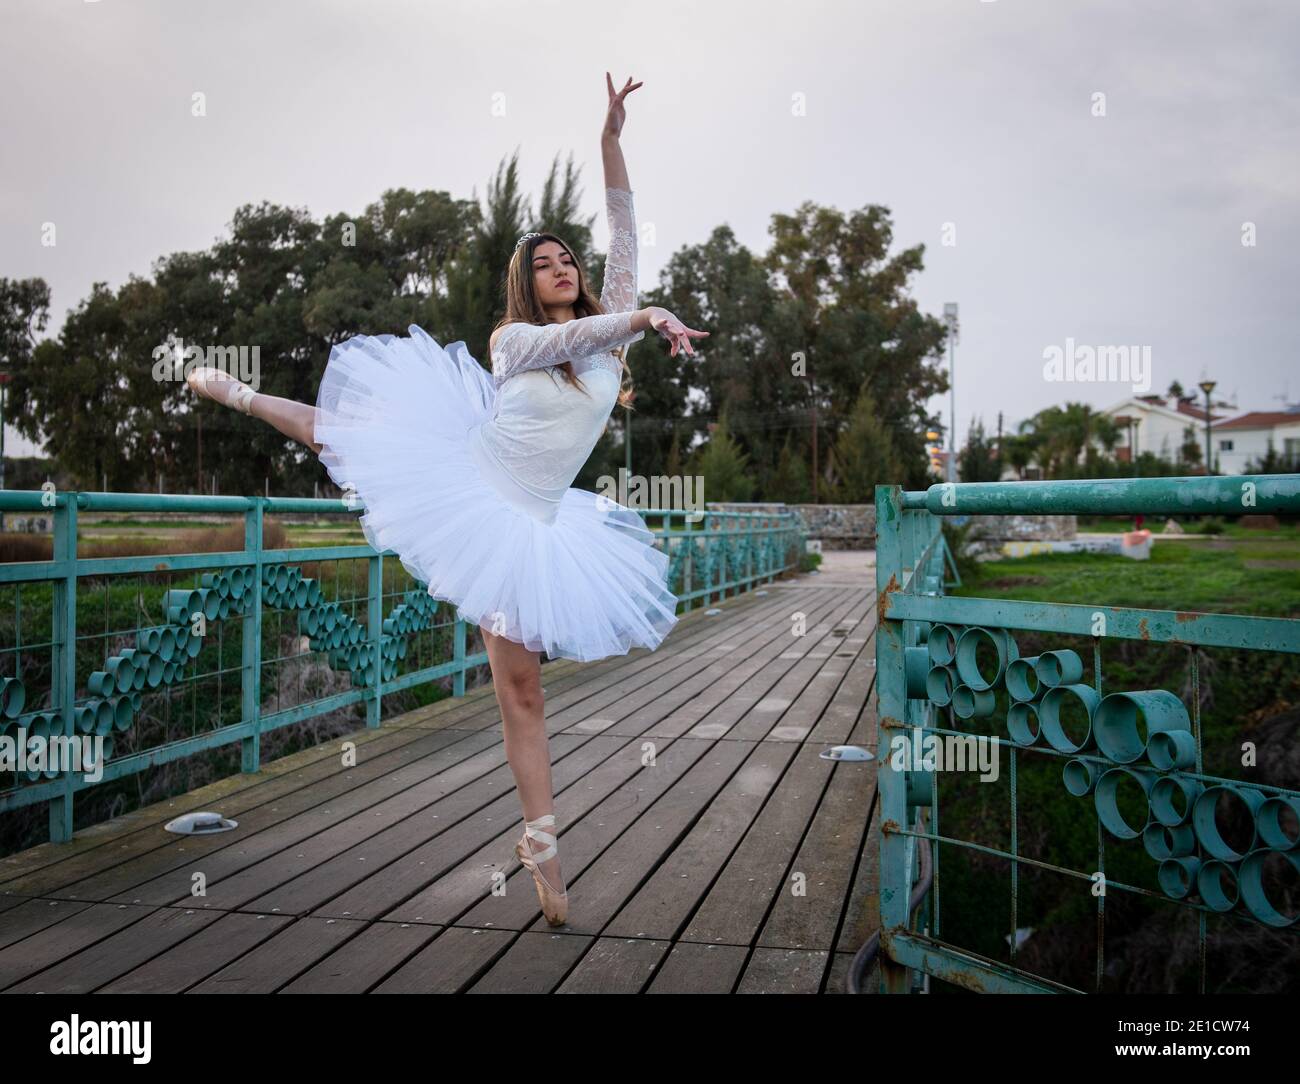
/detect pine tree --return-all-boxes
[830,381,902,502]
[691,407,755,502]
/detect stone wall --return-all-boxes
[964,514,1077,542]
[705,502,875,550]
[705,502,1075,550]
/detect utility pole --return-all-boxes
[811,400,818,502]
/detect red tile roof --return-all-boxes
[1215,411,1300,431]
[1175,400,1222,421]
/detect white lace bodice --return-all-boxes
[475,186,645,509]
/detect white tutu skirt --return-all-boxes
[313,324,680,662]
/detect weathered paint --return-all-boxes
[907,473,1300,516]
[884,594,1300,653]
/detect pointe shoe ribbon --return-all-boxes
[515,813,568,926]
[186,367,257,415]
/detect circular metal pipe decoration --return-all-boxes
[1238,848,1300,927]
[1193,784,1265,862]
[1062,757,1097,796]
[1093,689,1190,765]
[927,623,959,667]
[1,677,26,719]
[1142,821,1196,861]
[904,647,930,699]
[1255,795,1300,851]
[951,683,995,719]
[925,665,955,707]
[1094,765,1157,840]
[1035,649,1084,688]
[1038,684,1099,754]
[1007,701,1040,746]
[1147,729,1197,772]
[1158,856,1200,899]
[1150,774,1202,827]
[1005,656,1041,703]
[1196,859,1239,913]
[954,626,1018,692]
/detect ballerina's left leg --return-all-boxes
[248,394,322,455]
[186,367,322,454]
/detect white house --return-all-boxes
[1212,410,1300,474]
[1101,393,1226,467]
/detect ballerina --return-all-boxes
[184,74,709,926]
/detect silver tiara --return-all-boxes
[515,231,543,251]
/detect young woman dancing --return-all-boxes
[184,74,709,927]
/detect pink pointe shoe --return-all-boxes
[185,367,257,415]
[515,813,568,926]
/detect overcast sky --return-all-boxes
[3,0,1297,459]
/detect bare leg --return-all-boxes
[188,369,323,455]
[248,393,323,455]
[480,621,565,893]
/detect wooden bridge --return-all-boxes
[0,553,883,994]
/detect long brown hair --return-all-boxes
[491,232,637,410]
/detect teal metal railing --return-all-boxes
[0,491,804,846]
[874,474,1300,994]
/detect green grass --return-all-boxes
[967,537,1300,618]
[1077,516,1298,541]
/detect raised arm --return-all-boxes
[490,312,647,387]
[601,186,639,316]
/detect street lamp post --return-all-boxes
[0,370,8,533]
[1198,379,1217,475]
[943,303,959,482]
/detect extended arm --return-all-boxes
[490,310,653,386]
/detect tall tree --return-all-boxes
[830,380,902,501]
[689,408,754,503]
[958,416,1001,482]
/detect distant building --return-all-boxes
[1212,409,1300,474]
[1102,393,1228,468]
[1101,394,1300,473]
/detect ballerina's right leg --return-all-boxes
[480,622,566,893]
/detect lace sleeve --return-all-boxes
[602,186,640,315]
[490,312,643,387]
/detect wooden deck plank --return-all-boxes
[279,919,443,993]
[597,589,872,953]
[555,936,673,993]
[100,912,343,993]
[448,586,863,934]
[645,940,748,993]
[0,585,828,991]
[0,902,157,990]
[369,926,513,994]
[0,558,885,994]
[464,930,595,994]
